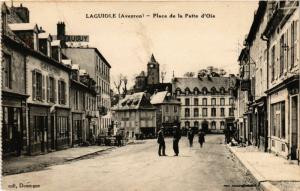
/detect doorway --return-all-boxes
[291,96,298,160]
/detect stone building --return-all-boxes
[150,91,181,136]
[62,46,112,136]
[112,92,156,139]
[172,75,237,133]
[262,1,299,159]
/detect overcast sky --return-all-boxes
[11,1,258,88]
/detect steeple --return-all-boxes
[150,54,157,63]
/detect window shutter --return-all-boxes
[64,81,67,105]
[46,76,50,102]
[42,75,45,101]
[32,70,36,100]
[58,80,61,104]
[295,21,298,62]
[53,78,57,103]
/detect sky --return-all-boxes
[9,1,258,88]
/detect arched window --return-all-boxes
[220,87,225,94]
[176,88,181,95]
[185,88,190,95]
[220,121,225,130]
[185,121,190,128]
[211,87,216,95]
[202,87,207,95]
[194,87,199,95]
[211,121,216,130]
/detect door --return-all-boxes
[291,96,298,160]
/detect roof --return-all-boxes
[150,91,181,105]
[112,92,155,111]
[39,33,52,39]
[173,76,236,91]
[9,23,39,32]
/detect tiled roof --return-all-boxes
[9,23,39,31]
[173,76,236,92]
[150,91,181,105]
[112,92,155,111]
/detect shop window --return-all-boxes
[57,116,69,138]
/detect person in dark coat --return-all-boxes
[198,130,205,148]
[173,126,181,156]
[187,128,194,147]
[157,127,166,156]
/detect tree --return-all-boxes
[122,76,128,97]
[183,72,195,77]
[113,74,123,96]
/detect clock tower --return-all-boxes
[147,54,160,85]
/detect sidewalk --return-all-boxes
[2,146,113,176]
[227,145,300,191]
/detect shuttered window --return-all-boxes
[32,70,43,101]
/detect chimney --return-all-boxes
[12,4,30,23]
[57,21,65,40]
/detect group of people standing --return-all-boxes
[157,126,206,157]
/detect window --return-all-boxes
[291,20,298,69]
[194,108,199,117]
[32,70,44,101]
[194,121,199,128]
[194,98,199,106]
[2,53,12,88]
[220,108,225,116]
[165,106,169,113]
[47,76,56,103]
[174,106,178,113]
[271,46,275,81]
[185,108,190,117]
[220,121,225,129]
[176,89,181,95]
[211,98,216,106]
[185,98,190,106]
[229,108,234,116]
[202,98,207,106]
[211,121,216,130]
[58,80,66,104]
[220,98,225,106]
[74,90,79,110]
[280,34,284,75]
[211,87,216,95]
[211,108,216,117]
[220,87,225,94]
[185,88,189,95]
[271,102,286,138]
[229,98,234,105]
[202,108,207,117]
[185,121,190,128]
[57,116,69,138]
[202,87,207,95]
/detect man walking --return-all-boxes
[173,126,181,156]
[157,127,166,156]
[187,128,194,147]
[198,129,205,148]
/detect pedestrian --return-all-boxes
[198,130,205,148]
[116,133,122,147]
[157,127,166,156]
[187,128,194,147]
[173,126,181,156]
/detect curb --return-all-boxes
[226,145,281,191]
[66,146,115,161]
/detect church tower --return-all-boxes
[147,54,160,85]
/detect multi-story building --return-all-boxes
[172,74,237,133]
[112,92,156,139]
[238,1,269,150]
[62,46,111,136]
[70,65,97,146]
[1,3,29,157]
[262,1,299,159]
[150,91,181,136]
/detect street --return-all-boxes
[2,135,258,191]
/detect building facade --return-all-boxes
[62,47,112,136]
[262,1,299,159]
[172,75,237,133]
[112,92,156,139]
[150,91,181,136]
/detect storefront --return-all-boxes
[55,107,71,150]
[2,92,28,157]
[72,112,84,146]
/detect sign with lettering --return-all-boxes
[65,35,89,42]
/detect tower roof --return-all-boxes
[150,54,157,63]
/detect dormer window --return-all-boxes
[220,87,225,94]
[211,87,216,95]
[185,88,190,95]
[194,88,199,95]
[202,87,207,95]
[229,88,233,95]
